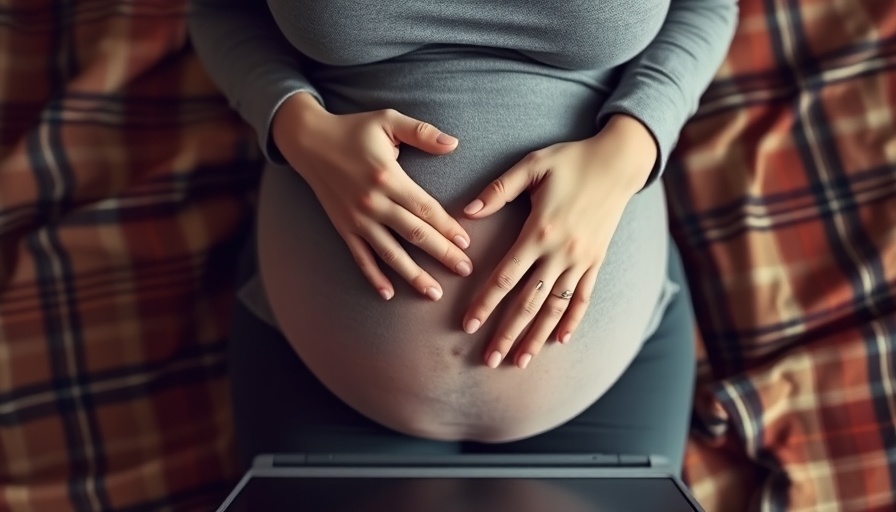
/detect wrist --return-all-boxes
[272,91,330,154]
[598,114,658,193]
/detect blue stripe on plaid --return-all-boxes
[673,0,896,376]
[37,99,242,128]
[38,3,107,503]
[0,341,229,426]
[25,230,108,511]
[810,34,896,63]
[670,217,742,372]
[862,327,896,496]
[676,166,895,231]
[785,0,896,501]
[714,375,789,510]
[695,35,896,119]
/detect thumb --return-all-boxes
[387,111,458,155]
[464,159,533,218]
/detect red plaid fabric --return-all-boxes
[0,1,258,510]
[1,1,894,511]
[673,0,896,510]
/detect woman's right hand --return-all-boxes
[271,92,473,302]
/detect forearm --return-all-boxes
[188,0,322,163]
[596,0,739,187]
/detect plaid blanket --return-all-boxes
[0,1,893,511]
[672,1,896,510]
[0,1,258,510]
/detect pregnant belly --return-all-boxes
[258,52,670,442]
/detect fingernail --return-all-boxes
[425,287,442,301]
[436,133,458,145]
[455,261,472,276]
[464,199,484,215]
[464,318,481,334]
[560,332,571,344]
[379,288,393,301]
[486,351,503,369]
[453,235,470,250]
[518,353,532,369]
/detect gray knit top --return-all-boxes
[188,1,737,344]
[189,0,737,184]
[187,4,740,432]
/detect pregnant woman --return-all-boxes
[189,1,737,473]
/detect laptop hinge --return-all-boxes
[271,453,656,468]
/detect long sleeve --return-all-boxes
[596,0,738,186]
[188,0,322,163]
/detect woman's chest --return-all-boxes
[267,0,670,69]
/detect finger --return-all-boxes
[387,167,472,250]
[552,264,599,344]
[382,205,473,277]
[343,233,394,300]
[463,153,539,218]
[363,222,444,301]
[463,246,537,335]
[386,110,459,156]
[515,269,582,369]
[483,269,563,369]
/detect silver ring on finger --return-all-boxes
[550,289,574,300]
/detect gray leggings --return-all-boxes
[228,234,696,475]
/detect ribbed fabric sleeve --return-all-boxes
[595,0,738,187]
[188,0,323,164]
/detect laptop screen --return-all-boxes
[224,476,698,511]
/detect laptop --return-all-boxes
[217,453,705,511]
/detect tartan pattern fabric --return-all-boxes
[0,1,893,512]
[671,0,896,510]
[0,1,259,510]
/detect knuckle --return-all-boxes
[574,294,590,306]
[489,177,507,196]
[523,341,545,356]
[370,166,390,186]
[563,238,580,257]
[380,247,400,264]
[497,332,517,347]
[410,271,430,288]
[350,214,366,232]
[495,272,515,291]
[441,243,455,264]
[522,298,540,315]
[536,223,555,242]
[522,151,540,165]
[381,108,399,120]
[407,224,428,244]
[354,255,375,273]
[357,192,378,213]
[415,198,435,219]
[547,304,566,317]
[415,121,434,139]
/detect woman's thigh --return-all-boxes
[464,240,696,474]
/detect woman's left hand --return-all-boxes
[461,114,658,369]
